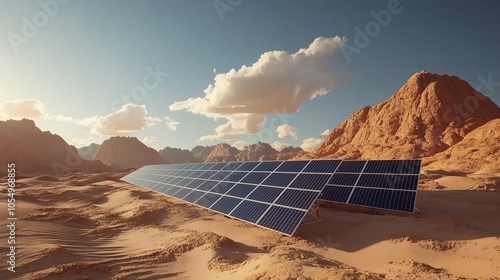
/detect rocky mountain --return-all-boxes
[305,71,500,160]
[93,136,165,169]
[424,119,500,171]
[205,143,240,162]
[0,119,111,174]
[159,147,201,164]
[261,146,306,161]
[191,145,215,162]
[236,142,278,161]
[77,143,100,160]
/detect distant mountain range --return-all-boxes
[0,119,111,175]
[3,70,499,174]
[77,140,304,169]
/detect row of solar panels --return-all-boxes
[132,169,419,191]
[121,159,421,236]
[138,159,421,174]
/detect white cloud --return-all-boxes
[232,140,249,150]
[299,129,331,152]
[0,99,45,118]
[169,36,348,141]
[165,116,179,131]
[44,114,98,126]
[271,141,290,152]
[320,129,331,137]
[276,124,298,139]
[91,103,161,135]
[142,136,158,148]
[300,138,323,152]
[213,68,217,74]
[199,133,236,142]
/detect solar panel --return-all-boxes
[121,159,421,236]
[318,159,421,213]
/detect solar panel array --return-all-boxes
[121,159,421,236]
[318,159,421,213]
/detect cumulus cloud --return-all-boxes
[91,103,161,135]
[165,116,179,131]
[232,140,249,150]
[300,138,323,152]
[320,129,331,137]
[271,141,290,152]
[199,133,236,142]
[277,124,298,139]
[300,128,331,152]
[169,36,348,141]
[0,99,46,118]
[142,136,159,148]
[44,114,98,126]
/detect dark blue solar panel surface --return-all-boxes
[121,159,421,236]
[356,174,419,190]
[183,190,205,203]
[275,160,309,172]
[240,172,270,184]
[247,186,284,203]
[210,181,235,194]
[319,185,352,203]
[210,196,242,214]
[336,160,366,173]
[230,201,270,223]
[257,206,307,236]
[262,173,297,187]
[328,173,359,186]
[348,188,416,213]
[275,189,320,209]
[195,192,221,208]
[236,162,260,171]
[224,172,248,182]
[226,183,256,198]
[196,180,218,191]
[363,160,421,174]
[302,160,341,173]
[253,161,282,171]
[289,174,331,190]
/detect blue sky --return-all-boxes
[1,0,499,152]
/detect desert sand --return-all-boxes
[0,167,499,280]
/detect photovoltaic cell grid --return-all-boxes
[121,160,333,236]
[121,159,421,236]
[318,159,421,213]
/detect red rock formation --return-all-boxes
[424,118,500,171]
[77,143,100,160]
[159,147,201,164]
[305,71,500,160]
[192,145,215,162]
[260,146,305,161]
[236,142,278,161]
[205,143,240,162]
[93,136,165,169]
[0,119,110,174]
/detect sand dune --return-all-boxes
[0,169,499,279]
